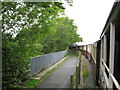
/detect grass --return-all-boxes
[14,55,70,88]
[82,56,89,79]
[72,72,76,86]
[83,68,88,79]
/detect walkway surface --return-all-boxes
[36,55,78,88]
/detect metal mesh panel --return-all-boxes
[30,50,67,75]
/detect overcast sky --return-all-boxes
[63,0,115,43]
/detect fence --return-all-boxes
[30,50,67,75]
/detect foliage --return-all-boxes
[82,60,89,79]
[2,2,64,35]
[2,2,82,88]
[83,69,88,79]
[2,2,65,88]
[42,17,82,54]
[73,72,76,86]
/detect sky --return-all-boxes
[63,0,115,43]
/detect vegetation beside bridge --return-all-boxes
[2,2,82,88]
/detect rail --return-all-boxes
[101,58,120,90]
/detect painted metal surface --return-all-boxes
[30,50,67,75]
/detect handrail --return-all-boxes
[101,58,110,73]
[91,54,96,63]
[101,58,120,90]
[110,74,120,90]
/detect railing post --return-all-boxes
[70,75,73,88]
[76,66,79,88]
[79,58,81,84]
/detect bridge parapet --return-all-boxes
[30,50,67,75]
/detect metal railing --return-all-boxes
[100,58,120,90]
[30,50,67,75]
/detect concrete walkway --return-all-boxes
[36,55,78,88]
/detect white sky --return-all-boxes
[63,0,115,43]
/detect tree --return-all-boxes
[42,17,82,54]
[2,2,65,88]
[2,2,64,35]
[2,2,82,88]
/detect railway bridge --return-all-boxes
[28,0,120,89]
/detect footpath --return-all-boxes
[36,55,78,88]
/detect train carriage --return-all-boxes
[98,0,120,89]
[70,0,120,89]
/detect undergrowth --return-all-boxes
[82,57,89,79]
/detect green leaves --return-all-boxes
[2,2,82,88]
[2,2,65,88]
[2,2,64,36]
[42,17,82,54]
